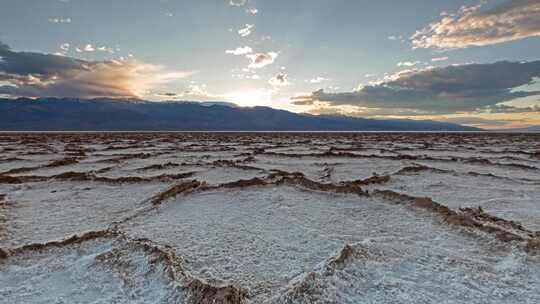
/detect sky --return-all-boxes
[0,0,539,129]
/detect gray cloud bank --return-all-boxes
[0,42,190,99]
[292,61,540,114]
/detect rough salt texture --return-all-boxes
[0,132,539,303]
[122,186,540,302]
[0,181,173,247]
[0,237,188,303]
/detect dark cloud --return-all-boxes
[292,61,540,114]
[0,42,87,80]
[412,0,540,49]
[247,52,278,69]
[484,104,540,113]
[269,72,289,86]
[158,92,178,97]
[0,42,192,99]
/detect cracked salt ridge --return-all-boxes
[0,236,188,303]
[0,152,68,173]
[396,151,539,169]
[253,155,410,181]
[327,159,409,182]
[93,158,260,182]
[388,147,537,161]
[193,167,267,186]
[0,181,173,247]
[8,160,114,178]
[120,185,539,302]
[94,149,240,166]
[94,145,170,156]
[365,170,540,231]
[0,159,48,173]
[251,155,349,181]
[264,146,330,155]
[95,164,266,186]
[413,159,540,181]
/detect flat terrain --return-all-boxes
[0,132,539,303]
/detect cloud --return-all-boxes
[238,24,254,37]
[291,60,540,114]
[72,44,114,54]
[308,77,329,84]
[269,73,290,86]
[158,92,178,97]
[306,103,443,117]
[84,44,95,52]
[48,17,71,23]
[225,46,252,55]
[247,8,258,15]
[0,42,193,99]
[247,52,278,69]
[483,104,540,113]
[229,0,247,6]
[55,43,70,56]
[431,56,449,62]
[183,84,210,96]
[397,61,420,67]
[412,0,540,49]
[96,46,115,53]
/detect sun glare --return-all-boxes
[224,88,274,107]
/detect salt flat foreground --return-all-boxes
[0,132,539,303]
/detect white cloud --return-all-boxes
[307,77,329,84]
[238,24,254,37]
[97,46,115,53]
[397,61,420,67]
[48,17,71,24]
[57,43,70,56]
[225,46,253,55]
[229,0,247,6]
[73,44,114,54]
[431,56,449,62]
[247,8,258,15]
[388,35,404,41]
[84,44,95,52]
[412,0,540,49]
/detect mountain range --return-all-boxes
[0,98,480,131]
[505,125,540,132]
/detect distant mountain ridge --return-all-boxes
[505,126,540,132]
[0,98,480,131]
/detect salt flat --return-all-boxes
[1,132,539,303]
